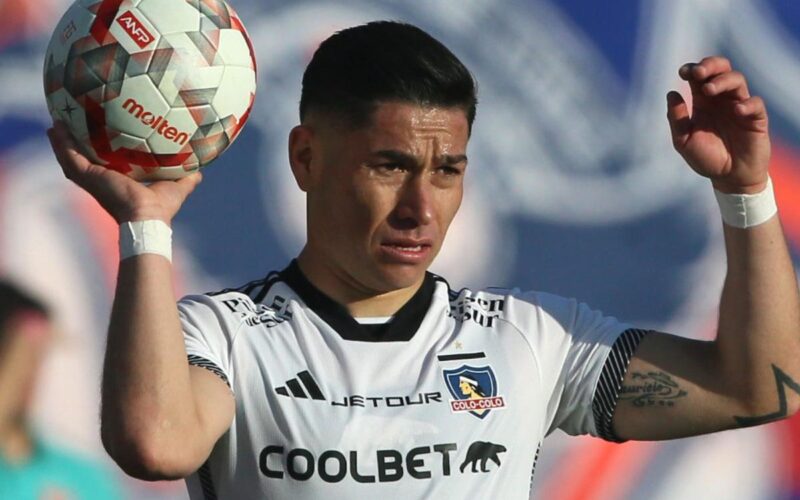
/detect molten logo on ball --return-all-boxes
[122,98,190,146]
[116,11,154,49]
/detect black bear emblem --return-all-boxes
[459,441,507,473]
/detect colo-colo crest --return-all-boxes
[443,365,506,419]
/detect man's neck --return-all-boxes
[295,250,424,318]
[344,286,422,318]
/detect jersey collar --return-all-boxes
[279,260,436,342]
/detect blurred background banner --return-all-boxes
[1,0,799,498]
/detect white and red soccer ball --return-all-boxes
[44,0,257,180]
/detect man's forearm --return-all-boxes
[716,215,800,419]
[101,254,201,475]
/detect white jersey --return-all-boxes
[179,261,647,499]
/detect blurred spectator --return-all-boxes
[0,280,121,500]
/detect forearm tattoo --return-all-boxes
[619,371,688,408]
[733,364,800,427]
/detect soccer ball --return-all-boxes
[43,0,257,181]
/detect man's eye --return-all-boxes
[438,166,462,176]
[376,163,405,172]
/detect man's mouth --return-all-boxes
[379,239,433,262]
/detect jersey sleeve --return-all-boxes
[178,293,239,391]
[515,291,648,441]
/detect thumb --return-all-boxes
[150,171,203,216]
[178,171,203,193]
[666,90,692,152]
[172,171,203,203]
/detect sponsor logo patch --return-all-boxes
[443,364,506,419]
[275,370,326,401]
[274,369,442,409]
[122,98,190,145]
[116,10,155,49]
[259,440,506,482]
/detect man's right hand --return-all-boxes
[48,122,236,480]
[46,121,202,225]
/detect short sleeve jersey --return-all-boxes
[179,261,647,499]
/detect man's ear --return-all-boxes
[288,125,315,192]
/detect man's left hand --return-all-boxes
[667,56,770,194]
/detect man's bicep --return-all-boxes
[189,365,235,455]
[611,332,745,441]
[180,295,236,452]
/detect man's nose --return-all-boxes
[392,174,433,228]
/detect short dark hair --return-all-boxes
[300,21,477,131]
[0,280,49,335]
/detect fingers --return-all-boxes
[46,122,205,224]
[666,91,692,151]
[735,96,768,131]
[46,121,94,181]
[679,56,752,103]
[735,95,766,117]
[678,57,731,103]
[678,55,764,124]
[701,71,749,100]
[679,56,732,82]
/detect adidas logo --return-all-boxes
[275,370,325,401]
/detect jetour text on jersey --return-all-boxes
[331,392,441,408]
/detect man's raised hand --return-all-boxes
[46,121,202,224]
[666,56,771,194]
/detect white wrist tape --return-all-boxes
[713,177,778,229]
[119,220,173,262]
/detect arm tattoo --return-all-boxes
[733,364,800,427]
[619,371,688,408]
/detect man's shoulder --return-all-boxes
[433,273,574,307]
[204,271,284,300]
[432,274,581,327]
[178,270,288,321]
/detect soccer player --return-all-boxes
[0,281,122,499]
[47,21,800,499]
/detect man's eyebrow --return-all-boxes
[371,150,468,164]
[371,150,416,164]
[440,154,468,164]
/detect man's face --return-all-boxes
[0,312,52,417]
[302,102,469,294]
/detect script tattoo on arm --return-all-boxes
[733,364,800,427]
[619,371,688,408]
